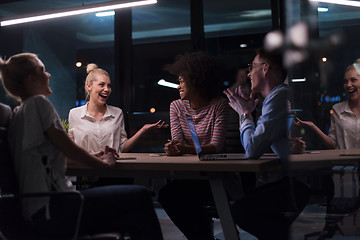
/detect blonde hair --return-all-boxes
[0,53,39,101]
[345,58,360,72]
[84,63,110,100]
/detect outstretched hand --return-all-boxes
[293,117,315,129]
[223,86,259,115]
[142,120,169,132]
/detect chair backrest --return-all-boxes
[0,103,21,236]
[0,104,121,240]
[225,109,244,153]
[0,103,18,194]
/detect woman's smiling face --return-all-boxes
[87,73,112,105]
[344,69,360,102]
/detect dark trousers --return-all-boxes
[31,185,164,240]
[158,177,309,240]
[232,177,310,240]
[158,179,215,240]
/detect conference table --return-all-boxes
[67,149,360,240]
[67,153,281,240]
[289,149,360,170]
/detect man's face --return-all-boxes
[248,55,266,93]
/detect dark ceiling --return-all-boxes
[0,0,359,45]
[0,0,273,44]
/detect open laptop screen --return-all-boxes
[186,114,203,155]
[287,114,295,135]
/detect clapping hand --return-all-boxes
[223,86,259,115]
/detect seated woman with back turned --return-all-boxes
[0,53,163,240]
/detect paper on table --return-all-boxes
[116,156,136,162]
[150,153,166,157]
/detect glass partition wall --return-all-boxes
[1,0,359,151]
[1,0,360,238]
[287,1,360,150]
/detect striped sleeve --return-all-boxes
[169,98,229,152]
[169,100,185,142]
[203,99,229,152]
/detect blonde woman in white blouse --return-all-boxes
[68,64,167,154]
[295,59,360,149]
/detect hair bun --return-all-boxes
[86,63,98,74]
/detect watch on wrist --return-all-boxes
[240,113,251,124]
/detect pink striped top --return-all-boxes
[169,98,229,152]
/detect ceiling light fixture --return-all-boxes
[291,78,307,83]
[310,0,360,7]
[95,10,115,17]
[0,0,157,27]
[158,79,179,89]
[317,7,329,12]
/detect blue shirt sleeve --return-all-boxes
[240,84,289,160]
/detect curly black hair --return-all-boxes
[164,51,220,101]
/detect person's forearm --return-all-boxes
[122,127,146,153]
[66,144,108,168]
[310,124,335,149]
[46,125,108,168]
[180,143,217,155]
[200,144,217,154]
[180,144,196,154]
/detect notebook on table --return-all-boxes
[186,114,248,161]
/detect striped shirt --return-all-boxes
[169,98,229,152]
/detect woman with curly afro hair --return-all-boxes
[163,51,228,156]
[159,51,229,240]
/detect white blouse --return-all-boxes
[329,101,360,149]
[68,103,128,153]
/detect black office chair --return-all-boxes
[304,166,360,240]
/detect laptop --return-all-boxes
[287,114,295,135]
[186,115,248,161]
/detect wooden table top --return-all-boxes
[67,153,280,177]
[289,149,360,169]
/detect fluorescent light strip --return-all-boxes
[1,0,157,27]
[291,78,306,83]
[310,0,360,7]
[96,11,115,17]
[158,79,179,89]
[317,7,329,12]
